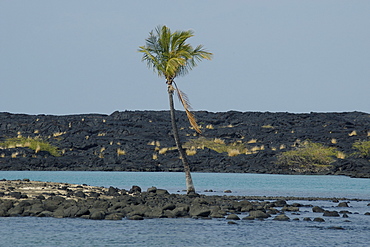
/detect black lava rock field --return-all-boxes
[0,111,369,178]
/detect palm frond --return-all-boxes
[171,30,194,51]
[139,25,213,80]
[173,83,202,134]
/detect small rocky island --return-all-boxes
[1,179,369,221]
[0,111,369,177]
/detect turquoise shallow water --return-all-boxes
[0,171,369,246]
[0,171,369,199]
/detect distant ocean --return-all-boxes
[1,171,369,246]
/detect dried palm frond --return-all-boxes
[173,82,202,134]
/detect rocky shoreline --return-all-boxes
[1,180,369,223]
[0,111,369,178]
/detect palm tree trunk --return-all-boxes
[168,85,195,194]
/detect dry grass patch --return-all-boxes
[349,130,357,136]
[117,148,126,156]
[213,138,225,145]
[206,124,214,129]
[277,141,340,168]
[53,132,66,137]
[0,137,60,156]
[186,149,197,156]
[336,152,346,159]
[227,149,240,157]
[159,148,169,155]
[184,137,248,156]
[148,141,156,146]
[148,141,161,147]
[247,139,257,144]
[352,140,370,158]
[157,147,177,155]
[250,146,260,153]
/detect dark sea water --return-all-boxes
[0,171,369,246]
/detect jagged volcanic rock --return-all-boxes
[0,111,369,178]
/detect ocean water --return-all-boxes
[0,171,369,199]
[0,171,370,246]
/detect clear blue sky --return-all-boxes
[1,1,369,115]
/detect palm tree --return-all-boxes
[139,25,212,194]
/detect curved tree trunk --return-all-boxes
[167,85,195,194]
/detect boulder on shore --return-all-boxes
[323,211,340,217]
